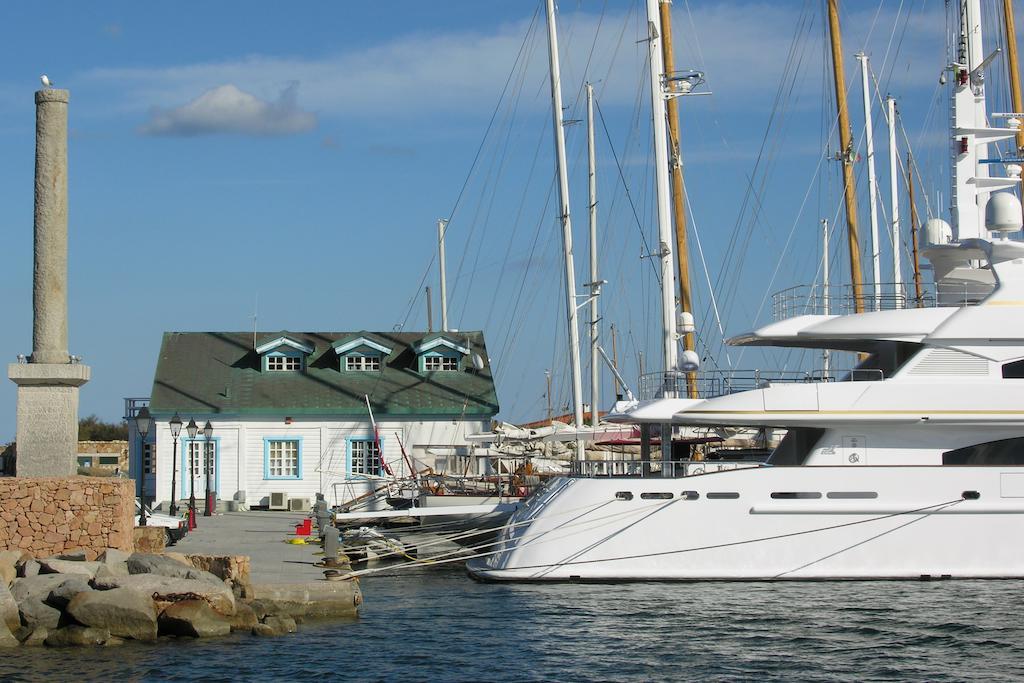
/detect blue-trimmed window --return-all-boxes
[264,438,302,480]
[345,354,382,371]
[419,351,459,372]
[348,438,382,476]
[265,351,304,372]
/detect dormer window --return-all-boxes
[424,355,458,372]
[413,334,469,373]
[267,355,302,372]
[334,334,393,372]
[346,355,381,371]
[255,334,314,373]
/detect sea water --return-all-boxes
[2,565,1023,681]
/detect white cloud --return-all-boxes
[139,82,315,136]
[79,1,951,125]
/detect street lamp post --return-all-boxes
[134,406,152,527]
[203,420,215,516]
[168,413,182,517]
[186,418,198,529]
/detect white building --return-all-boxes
[126,330,498,511]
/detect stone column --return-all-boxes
[8,88,90,477]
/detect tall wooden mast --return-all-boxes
[658,0,697,399]
[908,151,924,306]
[1004,0,1024,154]
[827,0,866,313]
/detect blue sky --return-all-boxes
[0,1,1020,439]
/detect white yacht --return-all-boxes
[467,0,1024,581]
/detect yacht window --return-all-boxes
[640,492,673,500]
[826,491,878,499]
[766,428,826,466]
[1002,359,1024,379]
[706,492,739,499]
[615,491,634,501]
[681,491,699,500]
[770,492,821,499]
[942,438,1024,465]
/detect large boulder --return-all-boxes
[228,602,258,632]
[158,600,231,638]
[19,598,62,630]
[44,625,110,647]
[0,583,19,632]
[0,550,26,588]
[38,559,101,579]
[54,550,88,561]
[66,588,157,642]
[45,577,93,610]
[252,615,296,637]
[11,574,72,604]
[17,559,39,578]
[0,623,18,648]
[96,549,130,577]
[15,625,48,647]
[132,527,166,554]
[185,555,254,599]
[90,574,235,617]
[127,554,222,585]
[97,549,131,564]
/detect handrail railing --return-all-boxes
[638,367,883,400]
[771,281,992,320]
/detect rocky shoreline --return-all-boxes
[0,549,361,647]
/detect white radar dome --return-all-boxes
[678,350,700,372]
[986,191,1023,233]
[923,218,953,246]
[677,311,695,334]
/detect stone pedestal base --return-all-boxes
[8,363,90,477]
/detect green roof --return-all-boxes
[149,331,499,418]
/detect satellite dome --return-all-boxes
[923,218,953,246]
[678,350,700,372]
[985,191,1023,233]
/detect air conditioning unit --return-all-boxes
[269,492,290,510]
[289,497,311,512]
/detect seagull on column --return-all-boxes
[40,75,52,88]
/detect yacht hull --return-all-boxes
[466,468,1024,581]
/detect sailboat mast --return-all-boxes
[646,0,680,385]
[857,52,882,308]
[908,151,924,306]
[586,83,600,427]
[544,0,586,460]
[886,96,903,306]
[827,0,866,314]
[822,218,831,376]
[646,0,679,474]
[438,218,449,332]
[1003,0,1024,154]
[658,0,697,400]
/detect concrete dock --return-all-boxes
[173,511,327,584]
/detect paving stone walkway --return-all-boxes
[173,511,326,584]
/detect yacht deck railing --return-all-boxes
[771,281,991,321]
[638,368,883,400]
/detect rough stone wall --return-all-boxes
[0,477,134,559]
[77,440,129,471]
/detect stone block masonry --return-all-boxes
[0,477,134,559]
